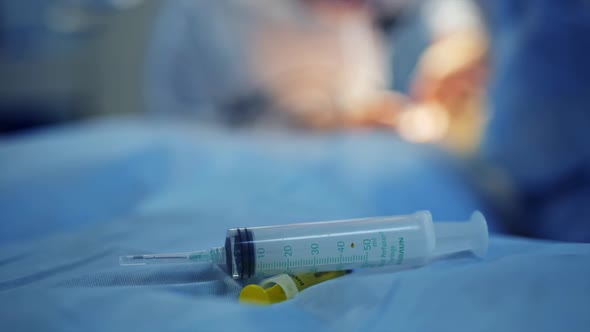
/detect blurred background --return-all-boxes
[1,0,589,243]
[0,0,487,153]
[0,0,158,132]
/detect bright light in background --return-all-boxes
[397,103,449,143]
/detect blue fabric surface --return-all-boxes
[1,118,589,331]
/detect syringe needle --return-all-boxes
[119,250,213,266]
[119,253,190,265]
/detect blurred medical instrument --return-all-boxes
[120,211,488,279]
[239,271,348,305]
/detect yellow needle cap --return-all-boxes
[239,284,287,305]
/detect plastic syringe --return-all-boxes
[120,211,488,279]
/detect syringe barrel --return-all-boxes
[225,211,437,279]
